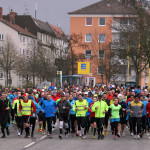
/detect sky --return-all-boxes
[0,0,99,35]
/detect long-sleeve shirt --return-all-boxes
[128,101,144,118]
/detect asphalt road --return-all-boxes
[1,122,150,150]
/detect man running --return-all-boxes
[92,95,108,139]
[73,94,88,139]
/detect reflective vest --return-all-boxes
[73,99,88,117]
[16,100,22,117]
[21,100,32,116]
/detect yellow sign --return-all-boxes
[78,62,90,74]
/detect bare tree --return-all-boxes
[0,35,18,87]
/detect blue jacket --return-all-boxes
[68,99,76,115]
[83,97,93,116]
[135,89,141,94]
[142,100,148,116]
[28,96,35,103]
[48,85,54,91]
[42,99,57,117]
[7,94,14,104]
[31,101,41,118]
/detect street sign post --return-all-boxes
[57,71,62,88]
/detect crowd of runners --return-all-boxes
[0,84,150,140]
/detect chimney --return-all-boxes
[0,7,3,19]
[9,9,16,23]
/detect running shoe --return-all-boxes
[105,130,108,136]
[114,135,117,140]
[101,134,104,139]
[93,135,95,139]
[130,132,133,136]
[79,136,82,140]
[133,135,137,139]
[137,135,140,139]
[122,132,125,137]
[59,135,62,139]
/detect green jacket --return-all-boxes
[92,100,108,118]
[73,99,88,117]
[14,99,22,117]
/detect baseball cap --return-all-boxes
[98,95,102,99]
[84,92,88,95]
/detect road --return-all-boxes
[0,123,150,150]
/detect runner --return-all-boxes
[73,94,88,139]
[88,97,97,139]
[42,94,57,138]
[109,98,122,140]
[92,95,108,139]
[57,93,71,139]
[128,95,144,139]
[19,94,36,138]
[0,93,11,138]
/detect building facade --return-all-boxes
[68,0,149,87]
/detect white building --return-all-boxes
[0,7,38,88]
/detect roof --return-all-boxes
[33,18,54,34]
[49,24,65,38]
[68,0,137,15]
[0,19,36,38]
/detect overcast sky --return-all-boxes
[0,0,99,34]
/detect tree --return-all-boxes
[112,0,150,85]
[68,33,87,75]
[0,35,18,87]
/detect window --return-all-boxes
[23,49,25,55]
[86,18,92,26]
[98,50,105,58]
[0,72,3,78]
[85,34,92,42]
[0,34,4,40]
[0,47,3,53]
[99,18,106,26]
[99,34,106,43]
[120,18,128,25]
[23,37,25,43]
[85,50,92,58]
[98,66,105,75]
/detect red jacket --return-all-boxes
[88,102,95,117]
[19,100,36,116]
[52,96,59,101]
[126,98,131,104]
[107,94,113,100]
[146,102,150,118]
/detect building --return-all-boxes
[0,7,38,88]
[68,0,149,87]
[1,9,68,87]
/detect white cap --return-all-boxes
[112,85,115,88]
[144,89,148,92]
[84,92,88,95]
[54,87,57,89]
[42,89,45,92]
[33,89,37,92]
[118,94,123,98]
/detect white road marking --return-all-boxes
[24,142,35,148]
[40,135,47,140]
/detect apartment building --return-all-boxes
[68,0,148,87]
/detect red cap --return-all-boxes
[22,94,27,97]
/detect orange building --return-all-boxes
[68,0,148,87]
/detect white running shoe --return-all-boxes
[137,135,140,139]
[130,132,133,136]
[133,135,137,139]
[122,132,125,137]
